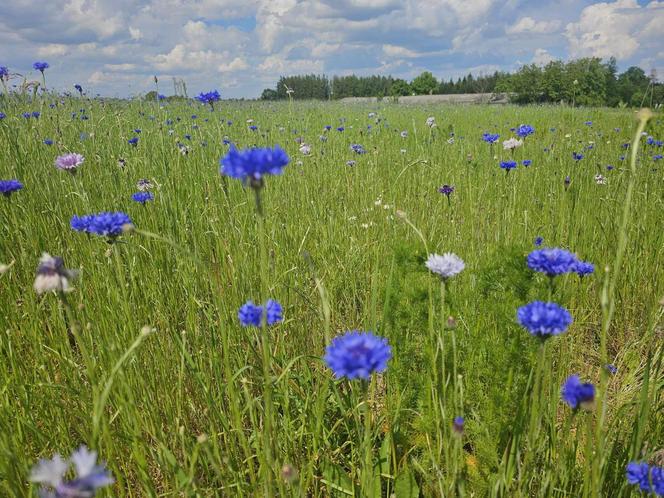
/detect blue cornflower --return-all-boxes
[227,120,232,125]
[573,152,584,161]
[621,143,630,149]
[585,121,593,126]
[324,125,331,131]
[336,126,344,132]
[350,144,366,154]
[606,364,617,375]
[0,179,23,197]
[452,416,465,435]
[500,160,517,171]
[438,185,454,197]
[324,331,392,380]
[626,462,653,493]
[43,138,53,145]
[574,261,594,277]
[71,212,132,237]
[619,155,626,161]
[517,301,573,338]
[522,159,532,167]
[654,154,663,161]
[527,248,578,276]
[0,112,5,120]
[565,176,571,188]
[131,192,154,204]
[220,145,289,186]
[534,236,543,247]
[646,136,655,145]
[128,137,139,146]
[158,94,166,100]
[516,124,534,138]
[196,90,221,108]
[482,132,500,144]
[74,84,83,94]
[237,299,283,327]
[606,165,614,171]
[561,375,595,410]
[22,112,31,119]
[30,445,114,497]
[0,66,8,79]
[133,129,141,134]
[33,61,49,72]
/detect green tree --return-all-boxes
[411,71,438,95]
[390,79,411,96]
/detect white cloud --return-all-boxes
[382,44,420,58]
[129,27,143,40]
[565,0,664,60]
[37,44,68,56]
[506,16,561,35]
[218,57,249,73]
[532,48,555,65]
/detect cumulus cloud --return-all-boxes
[532,48,555,65]
[507,17,561,35]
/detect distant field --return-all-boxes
[0,98,662,497]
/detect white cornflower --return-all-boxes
[426,116,436,128]
[447,137,455,144]
[299,143,311,155]
[425,253,465,279]
[594,174,606,185]
[400,130,408,138]
[502,137,523,150]
[33,253,79,295]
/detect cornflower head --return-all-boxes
[517,301,573,338]
[574,260,594,277]
[425,253,465,279]
[30,445,114,497]
[561,374,596,410]
[482,132,499,144]
[0,179,23,197]
[527,248,578,277]
[33,253,79,295]
[626,462,664,495]
[438,184,454,198]
[238,299,283,327]
[33,61,49,73]
[324,331,392,380]
[71,212,133,240]
[500,160,517,173]
[196,90,221,109]
[516,124,534,138]
[131,192,154,204]
[55,153,84,172]
[502,137,523,151]
[220,145,289,189]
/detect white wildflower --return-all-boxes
[33,253,79,295]
[425,253,465,279]
[502,137,523,150]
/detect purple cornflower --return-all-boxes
[324,331,392,380]
[606,364,617,375]
[30,446,113,497]
[517,301,573,338]
[527,248,578,276]
[32,111,40,118]
[131,192,154,204]
[33,61,49,72]
[561,375,595,410]
[55,153,84,172]
[0,179,23,197]
[438,184,454,197]
[237,299,283,327]
[336,126,344,132]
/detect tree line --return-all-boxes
[260,57,662,107]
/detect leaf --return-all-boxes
[321,460,355,496]
[394,466,420,498]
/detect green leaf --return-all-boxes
[394,466,420,498]
[321,460,355,496]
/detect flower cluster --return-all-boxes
[561,374,595,410]
[238,299,283,327]
[324,331,392,380]
[517,301,573,338]
[626,462,664,495]
[425,253,465,279]
[196,90,221,107]
[220,145,289,185]
[71,212,132,237]
[0,179,23,197]
[30,445,114,497]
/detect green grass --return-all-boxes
[0,97,662,497]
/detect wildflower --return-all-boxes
[30,445,114,496]
[654,154,663,161]
[132,192,154,204]
[561,375,596,410]
[0,112,5,119]
[446,137,455,144]
[32,111,40,118]
[626,462,654,493]
[534,236,543,247]
[482,132,500,144]
[516,125,534,138]
[585,121,593,126]
[299,143,311,155]
[128,137,139,146]
[606,165,614,171]
[564,176,571,188]
[522,159,532,167]
[527,248,578,276]
[324,331,392,380]
[425,253,465,279]
[74,84,83,94]
[137,179,153,191]
[55,153,84,172]
[117,158,126,169]
[249,125,258,131]
[33,61,49,72]
[438,185,454,197]
[606,364,617,375]
[400,130,408,138]
[594,174,606,185]
[324,125,331,131]
[346,160,356,167]
[0,179,23,197]
[574,261,594,277]
[196,90,221,108]
[502,137,523,150]
[0,66,8,79]
[572,152,583,161]
[71,212,132,238]
[23,112,31,119]
[452,416,465,435]
[220,145,289,187]
[426,116,436,128]
[237,299,283,327]
[33,253,79,295]
[350,144,366,154]
[43,139,53,145]
[336,126,344,132]
[517,301,573,338]
[500,160,517,172]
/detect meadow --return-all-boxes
[0,95,663,497]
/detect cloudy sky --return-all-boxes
[1,0,663,98]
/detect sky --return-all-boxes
[1,0,663,99]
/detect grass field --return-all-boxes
[0,96,663,497]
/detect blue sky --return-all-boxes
[0,0,662,98]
